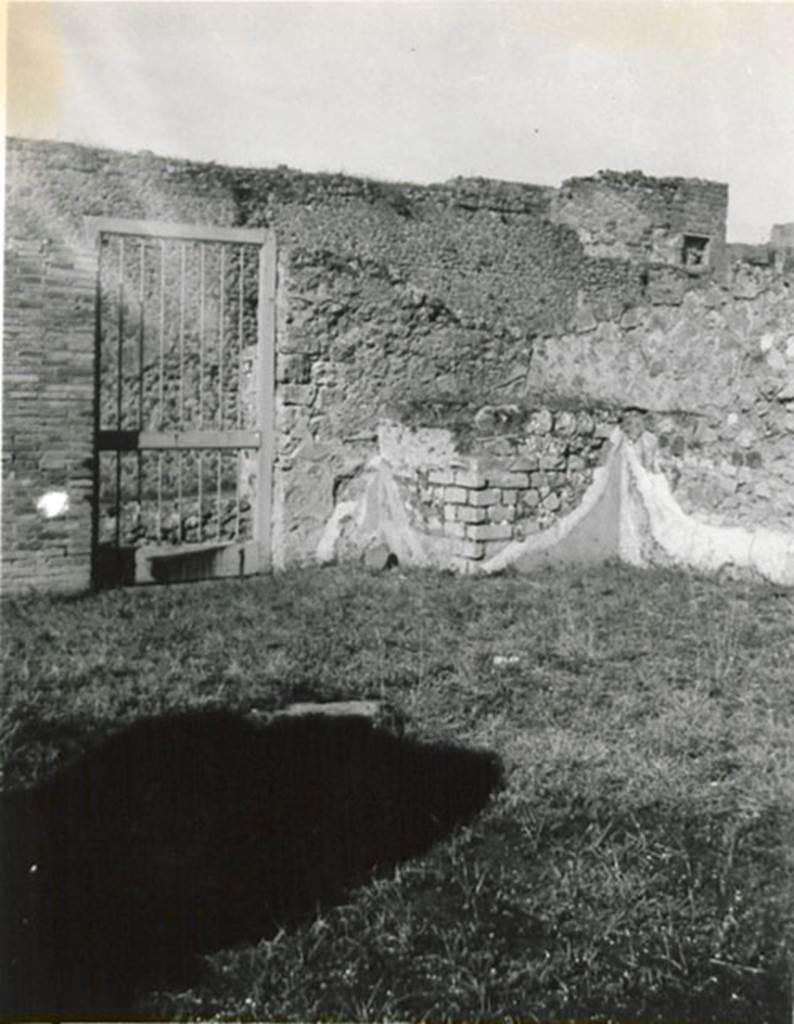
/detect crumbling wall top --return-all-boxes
[550,167,729,275]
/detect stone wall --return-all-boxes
[551,170,728,274]
[375,412,615,572]
[3,137,600,588]
[529,257,794,534]
[4,136,790,591]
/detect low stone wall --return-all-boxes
[322,417,794,586]
[378,414,614,570]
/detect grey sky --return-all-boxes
[7,1,794,241]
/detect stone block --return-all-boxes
[572,303,597,334]
[767,348,786,373]
[488,505,516,523]
[542,492,561,512]
[520,489,541,509]
[456,506,488,524]
[443,485,469,504]
[485,470,530,489]
[276,353,305,385]
[539,452,566,471]
[553,410,577,436]
[428,468,456,486]
[443,521,467,539]
[507,454,540,472]
[467,488,501,507]
[621,306,642,329]
[454,468,485,488]
[279,384,315,406]
[467,521,513,541]
[526,409,553,435]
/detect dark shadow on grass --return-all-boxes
[1,709,502,1020]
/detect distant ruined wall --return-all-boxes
[3,136,792,591]
[551,170,728,273]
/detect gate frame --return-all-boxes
[85,217,276,585]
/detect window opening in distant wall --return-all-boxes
[682,234,710,272]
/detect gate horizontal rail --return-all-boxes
[98,429,261,451]
[85,217,269,246]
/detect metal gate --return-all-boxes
[87,218,275,586]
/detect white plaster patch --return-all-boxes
[319,427,794,587]
[36,491,69,518]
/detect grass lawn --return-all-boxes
[2,562,793,1022]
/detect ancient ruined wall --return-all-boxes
[552,170,728,274]
[5,137,788,590]
[2,138,585,589]
[266,209,592,563]
[529,256,794,534]
[373,411,616,572]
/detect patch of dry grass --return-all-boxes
[2,562,792,1021]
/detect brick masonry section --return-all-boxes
[3,237,96,593]
[380,410,616,566]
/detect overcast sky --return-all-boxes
[7,1,794,241]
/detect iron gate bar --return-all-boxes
[216,449,222,546]
[237,248,245,428]
[115,238,124,548]
[219,246,225,428]
[236,249,245,537]
[158,240,165,427]
[137,241,145,505]
[179,242,186,427]
[90,233,103,586]
[256,231,276,568]
[178,242,186,544]
[178,450,183,544]
[199,244,206,427]
[199,244,206,534]
[157,239,166,542]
